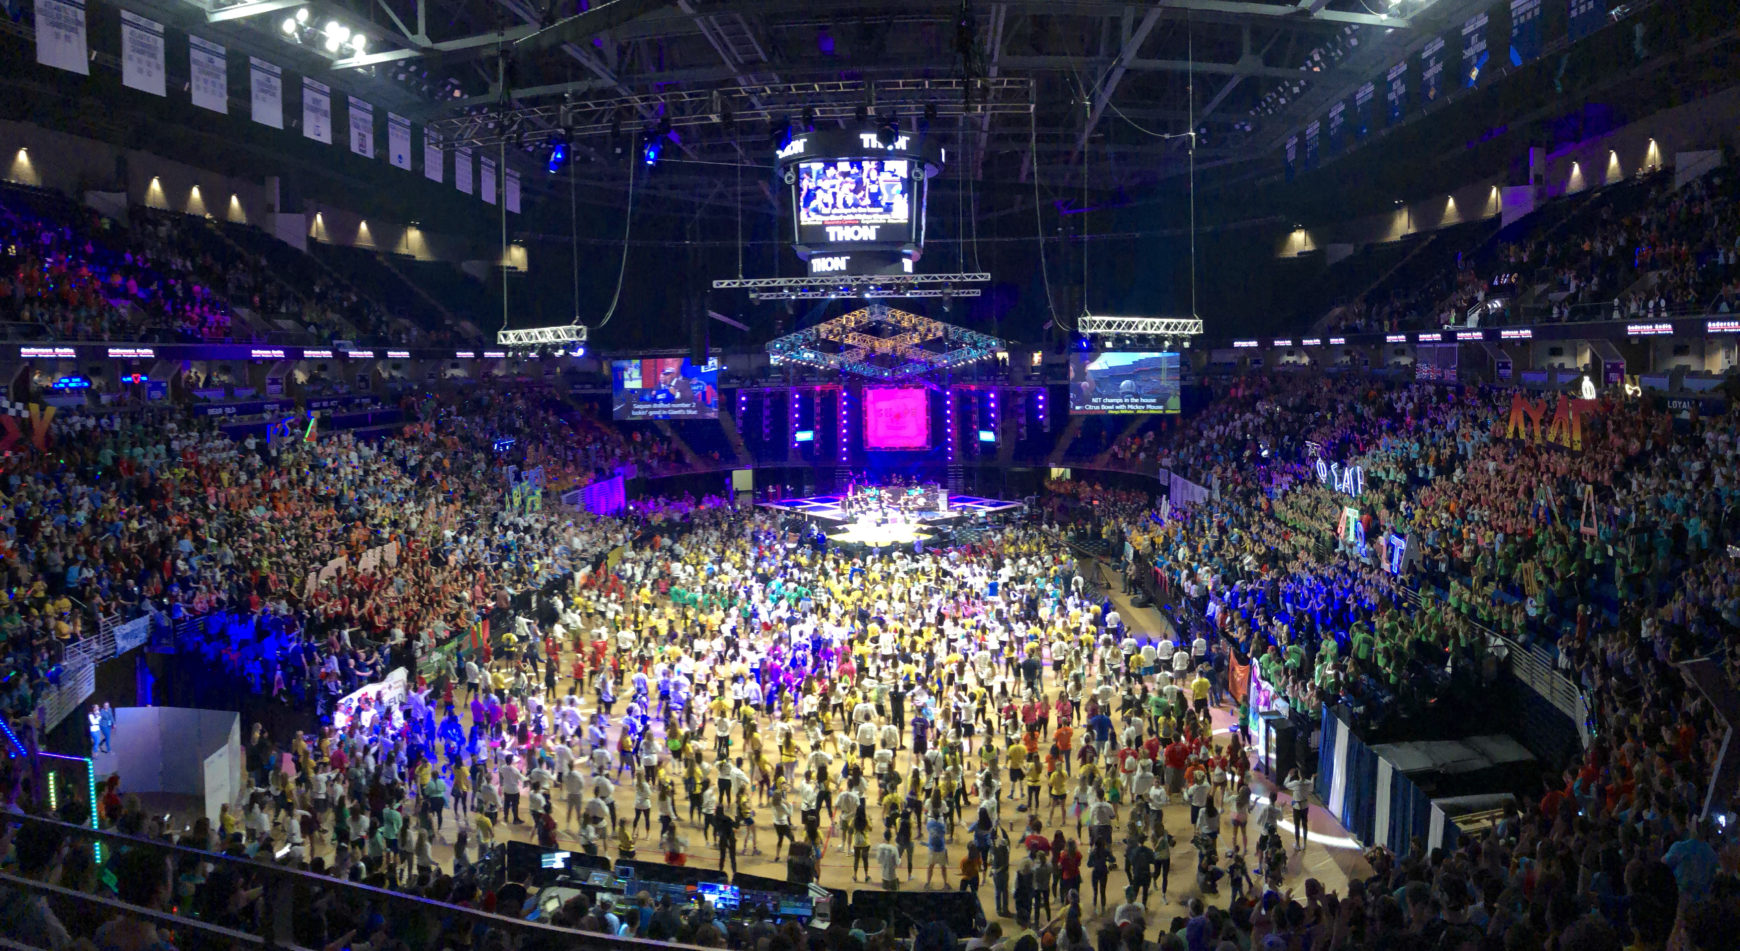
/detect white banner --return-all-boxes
[455,147,473,195]
[113,615,152,656]
[249,57,282,129]
[347,95,374,158]
[37,0,89,76]
[505,169,521,214]
[387,113,412,170]
[480,156,497,205]
[120,11,166,97]
[189,36,228,114]
[303,78,332,144]
[423,128,442,183]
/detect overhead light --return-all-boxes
[281,16,296,34]
[324,35,342,53]
[350,34,367,52]
[325,22,350,43]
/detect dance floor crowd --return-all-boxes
[2,371,1738,951]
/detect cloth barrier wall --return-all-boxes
[1318,710,1462,857]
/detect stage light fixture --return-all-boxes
[642,136,663,167]
[547,141,568,173]
[282,16,297,34]
[351,34,367,52]
[854,104,868,126]
[324,35,343,53]
[802,107,817,132]
[877,115,900,146]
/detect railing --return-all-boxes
[1394,584,1590,745]
[0,813,693,951]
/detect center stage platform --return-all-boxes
[760,492,1025,547]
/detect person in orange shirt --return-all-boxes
[1052,723,1075,775]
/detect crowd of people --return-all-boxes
[1319,168,1740,335]
[0,357,1735,951]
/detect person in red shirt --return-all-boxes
[1056,838,1083,898]
[1164,740,1190,794]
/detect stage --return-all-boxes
[761,491,1024,548]
[758,492,1024,524]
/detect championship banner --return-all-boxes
[1353,82,1375,140]
[1510,0,1543,65]
[1326,100,1346,156]
[505,168,521,214]
[189,36,228,114]
[387,113,412,170]
[303,78,332,144]
[1385,61,1408,124]
[1569,0,1605,41]
[480,156,497,205]
[1421,36,1447,103]
[1284,135,1298,181]
[1461,12,1490,88]
[347,96,374,158]
[120,11,166,97]
[423,128,442,183]
[35,0,89,76]
[1303,120,1320,171]
[455,147,474,195]
[250,57,282,129]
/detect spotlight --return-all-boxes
[324,35,342,53]
[325,22,350,43]
[642,135,663,167]
[296,7,309,23]
[877,114,899,146]
[281,16,297,34]
[547,140,568,173]
[350,34,367,52]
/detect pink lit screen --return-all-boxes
[863,388,930,450]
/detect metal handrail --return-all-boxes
[1,813,709,951]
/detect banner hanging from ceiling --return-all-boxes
[1461,12,1490,88]
[1353,81,1375,140]
[455,147,473,194]
[1421,36,1446,104]
[1568,0,1605,41]
[303,78,332,144]
[1385,60,1408,124]
[189,36,228,114]
[250,57,282,129]
[480,156,497,205]
[423,128,442,183]
[387,113,411,170]
[1303,120,1320,171]
[120,11,165,97]
[35,0,89,76]
[1326,100,1346,156]
[348,96,374,158]
[505,169,520,214]
[1510,0,1543,64]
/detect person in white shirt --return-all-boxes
[871,828,903,889]
[498,761,524,823]
[562,768,588,829]
[855,720,878,759]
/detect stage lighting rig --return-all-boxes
[496,324,589,349]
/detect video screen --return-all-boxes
[1069,351,1181,414]
[797,159,911,226]
[611,357,720,420]
[863,387,930,450]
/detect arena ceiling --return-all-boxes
[106,0,1494,204]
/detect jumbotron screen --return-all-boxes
[1068,352,1181,414]
[610,357,720,420]
[863,387,930,449]
[796,159,912,227]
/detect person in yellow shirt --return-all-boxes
[1047,767,1070,823]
